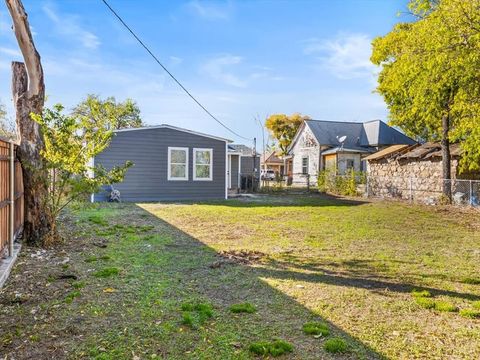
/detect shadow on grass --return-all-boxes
[117,204,385,359]
[262,256,480,301]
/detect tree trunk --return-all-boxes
[6,0,53,245]
[441,113,452,201]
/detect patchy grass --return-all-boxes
[93,267,120,278]
[460,309,480,319]
[323,337,348,353]
[229,302,256,314]
[411,289,432,298]
[302,321,330,336]
[1,195,480,359]
[249,339,293,357]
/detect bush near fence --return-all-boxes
[318,169,366,196]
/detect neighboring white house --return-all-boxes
[285,119,416,185]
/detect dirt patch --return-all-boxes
[210,250,266,268]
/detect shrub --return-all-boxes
[302,321,330,336]
[249,340,293,357]
[229,302,256,314]
[323,337,347,353]
[317,169,365,196]
[93,267,120,278]
[472,301,480,310]
[411,289,432,298]
[460,309,480,319]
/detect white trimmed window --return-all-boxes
[168,147,189,181]
[193,148,213,181]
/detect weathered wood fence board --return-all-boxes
[0,137,24,257]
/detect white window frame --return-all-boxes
[193,148,213,181]
[302,156,309,175]
[168,147,189,181]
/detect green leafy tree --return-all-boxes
[265,113,310,155]
[73,94,144,130]
[31,104,132,238]
[371,0,480,199]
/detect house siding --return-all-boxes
[240,156,260,177]
[229,155,239,189]
[290,125,320,185]
[337,153,362,174]
[93,127,226,202]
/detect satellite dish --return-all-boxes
[337,135,347,144]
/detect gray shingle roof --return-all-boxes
[229,144,256,156]
[304,119,416,148]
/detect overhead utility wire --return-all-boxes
[100,0,251,141]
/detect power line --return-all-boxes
[100,0,251,141]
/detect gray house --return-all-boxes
[93,125,232,202]
[286,119,416,184]
[227,144,260,190]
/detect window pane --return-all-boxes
[195,150,211,165]
[171,149,186,163]
[195,164,210,178]
[171,164,186,178]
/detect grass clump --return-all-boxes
[229,302,256,314]
[87,214,107,226]
[249,340,293,357]
[323,337,347,353]
[459,309,480,319]
[180,301,214,328]
[84,256,97,263]
[72,281,86,290]
[303,321,330,336]
[93,267,120,278]
[65,290,81,304]
[472,301,480,310]
[461,277,480,285]
[411,289,432,298]
[415,297,436,309]
[434,301,458,312]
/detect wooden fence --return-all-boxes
[0,136,24,258]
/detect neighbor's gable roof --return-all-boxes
[288,119,416,154]
[229,144,257,156]
[261,150,283,164]
[113,124,233,143]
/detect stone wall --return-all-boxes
[367,157,459,202]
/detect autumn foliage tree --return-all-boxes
[371,0,480,198]
[265,113,310,155]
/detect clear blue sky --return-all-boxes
[0,0,410,145]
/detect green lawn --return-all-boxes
[1,194,479,359]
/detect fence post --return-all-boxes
[9,141,14,257]
[470,180,473,206]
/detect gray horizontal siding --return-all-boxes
[240,156,260,177]
[94,127,226,202]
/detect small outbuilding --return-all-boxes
[365,142,479,203]
[93,125,232,202]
